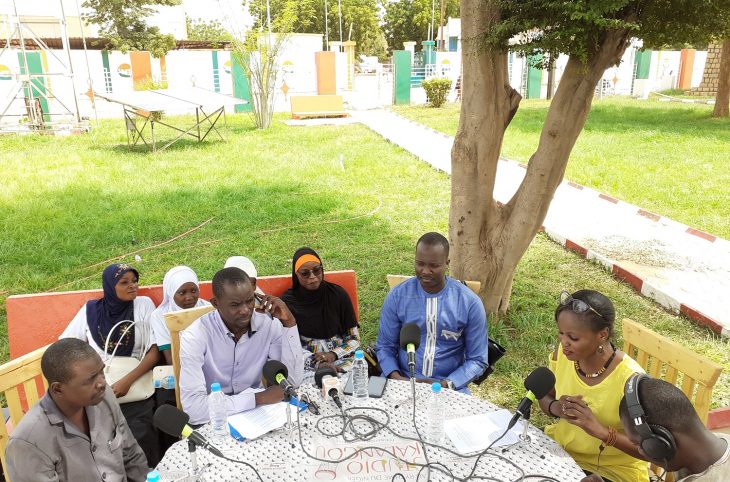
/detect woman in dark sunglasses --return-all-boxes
[281,247,360,373]
[538,290,648,482]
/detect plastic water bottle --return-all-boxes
[146,470,161,482]
[352,350,369,400]
[426,382,445,444]
[163,375,175,390]
[208,382,229,439]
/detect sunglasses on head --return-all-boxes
[559,291,605,319]
[297,265,323,278]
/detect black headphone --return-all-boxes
[625,373,677,461]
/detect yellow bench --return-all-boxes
[290,95,348,119]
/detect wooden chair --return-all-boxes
[385,275,505,384]
[386,274,481,294]
[622,318,722,424]
[622,318,723,482]
[164,305,216,409]
[0,345,49,482]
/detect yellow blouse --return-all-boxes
[545,345,648,482]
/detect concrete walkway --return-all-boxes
[352,109,730,338]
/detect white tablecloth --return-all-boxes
[156,379,585,481]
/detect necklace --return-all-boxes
[575,343,617,378]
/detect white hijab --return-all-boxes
[156,265,208,314]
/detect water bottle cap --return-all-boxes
[154,379,161,388]
[211,382,221,392]
[355,350,364,359]
[431,382,442,393]
[146,470,161,482]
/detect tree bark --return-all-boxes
[712,39,730,118]
[450,1,633,316]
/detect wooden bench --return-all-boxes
[290,95,348,119]
[6,270,359,359]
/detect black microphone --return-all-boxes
[315,365,342,409]
[507,367,556,430]
[314,365,337,387]
[399,323,421,377]
[153,404,224,458]
[263,359,298,399]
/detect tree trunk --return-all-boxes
[712,39,730,118]
[450,1,633,316]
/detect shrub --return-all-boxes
[421,77,453,108]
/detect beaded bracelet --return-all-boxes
[600,426,618,450]
[548,399,561,418]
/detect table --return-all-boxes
[94,88,246,152]
[156,380,586,481]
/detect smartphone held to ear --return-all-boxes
[343,374,388,398]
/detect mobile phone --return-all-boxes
[343,373,353,395]
[368,376,388,398]
[342,374,388,398]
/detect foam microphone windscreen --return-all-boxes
[524,367,556,399]
[314,365,338,388]
[399,323,421,350]
[263,359,288,385]
[154,404,190,437]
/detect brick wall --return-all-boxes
[692,43,723,96]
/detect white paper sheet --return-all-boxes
[227,402,300,440]
[444,408,523,454]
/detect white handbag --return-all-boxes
[103,319,155,404]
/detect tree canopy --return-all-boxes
[245,0,387,59]
[186,17,233,43]
[488,0,730,66]
[383,0,459,52]
[82,0,180,57]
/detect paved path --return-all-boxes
[352,109,730,337]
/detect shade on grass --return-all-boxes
[394,98,730,240]
[1,112,727,422]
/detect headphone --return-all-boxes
[625,373,677,461]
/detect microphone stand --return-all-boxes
[185,439,207,481]
[283,391,295,449]
[501,406,532,454]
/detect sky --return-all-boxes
[0,0,252,35]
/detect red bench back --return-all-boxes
[6,270,358,359]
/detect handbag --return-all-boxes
[103,319,155,404]
[362,344,382,377]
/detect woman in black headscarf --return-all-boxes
[281,247,360,368]
[61,263,161,465]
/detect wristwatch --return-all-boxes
[440,379,454,390]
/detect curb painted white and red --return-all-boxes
[356,109,730,429]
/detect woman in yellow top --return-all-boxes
[538,289,648,482]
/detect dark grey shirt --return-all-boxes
[5,387,148,482]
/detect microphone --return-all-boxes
[315,365,342,408]
[314,364,337,390]
[399,323,421,377]
[322,376,343,409]
[153,404,224,458]
[507,367,556,430]
[263,359,297,399]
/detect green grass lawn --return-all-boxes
[393,98,730,240]
[1,112,728,424]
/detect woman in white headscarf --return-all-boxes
[150,266,210,365]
